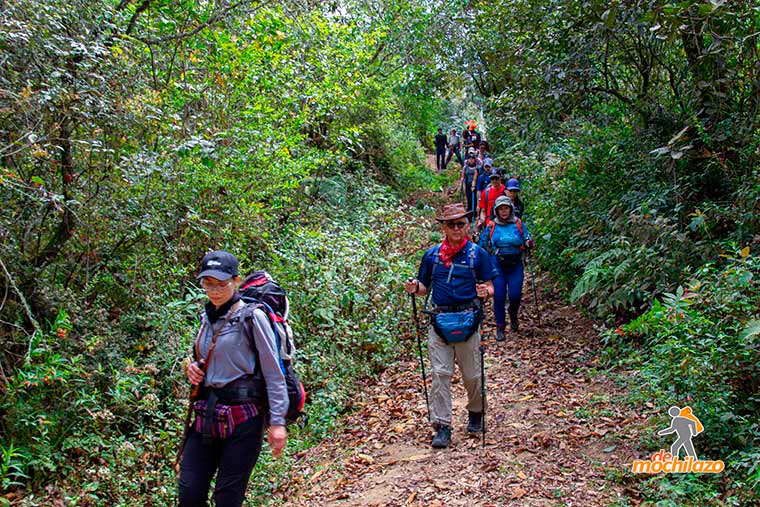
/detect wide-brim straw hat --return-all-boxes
[435,203,474,222]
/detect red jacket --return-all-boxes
[479,184,506,224]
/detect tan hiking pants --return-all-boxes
[427,327,483,427]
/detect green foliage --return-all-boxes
[602,249,759,504]
[0,0,448,503]
[448,1,760,503]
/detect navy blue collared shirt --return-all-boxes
[417,241,497,307]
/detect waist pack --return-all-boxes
[431,307,482,344]
[193,399,257,440]
[497,253,522,268]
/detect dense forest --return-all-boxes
[1,1,758,506]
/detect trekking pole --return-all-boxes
[525,249,542,327]
[480,339,487,448]
[471,187,476,236]
[478,289,488,448]
[407,281,430,422]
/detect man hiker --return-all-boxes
[435,128,448,172]
[445,128,463,168]
[405,203,497,448]
[459,153,479,216]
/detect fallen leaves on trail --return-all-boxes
[279,272,643,507]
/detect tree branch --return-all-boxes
[125,0,151,36]
[135,0,262,45]
[0,257,42,346]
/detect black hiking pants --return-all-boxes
[178,415,265,507]
[436,147,446,171]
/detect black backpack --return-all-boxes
[240,271,306,424]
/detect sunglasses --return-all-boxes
[200,279,233,292]
[445,221,468,229]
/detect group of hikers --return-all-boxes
[434,122,488,174]
[406,122,534,448]
[176,122,534,505]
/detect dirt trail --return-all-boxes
[278,160,644,506]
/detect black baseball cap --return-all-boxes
[197,250,239,280]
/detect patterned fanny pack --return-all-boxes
[193,400,257,440]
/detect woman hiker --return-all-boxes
[479,196,533,341]
[505,177,524,219]
[405,203,497,448]
[178,250,288,507]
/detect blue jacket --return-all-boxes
[476,172,490,192]
[479,220,531,255]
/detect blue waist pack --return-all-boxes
[432,307,482,344]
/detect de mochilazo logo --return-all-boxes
[632,406,724,474]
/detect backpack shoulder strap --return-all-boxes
[242,302,285,374]
[423,247,440,313]
[515,218,524,241]
[431,245,441,274]
[467,241,477,280]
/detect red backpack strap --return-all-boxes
[516,218,526,250]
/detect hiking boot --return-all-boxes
[431,425,452,448]
[467,411,483,433]
[510,319,519,332]
[495,326,506,342]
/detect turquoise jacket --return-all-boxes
[479,219,531,255]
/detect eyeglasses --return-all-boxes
[445,221,468,229]
[201,279,233,292]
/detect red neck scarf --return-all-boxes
[439,237,469,267]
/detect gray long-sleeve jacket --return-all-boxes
[197,303,289,426]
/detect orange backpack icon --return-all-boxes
[680,406,704,434]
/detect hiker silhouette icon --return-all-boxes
[657,406,703,460]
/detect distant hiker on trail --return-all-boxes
[435,128,448,172]
[470,127,482,150]
[178,250,288,507]
[477,169,506,229]
[459,153,479,215]
[462,128,473,154]
[478,197,533,340]
[405,203,497,449]
[476,159,493,196]
[445,128,463,168]
[505,178,524,219]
